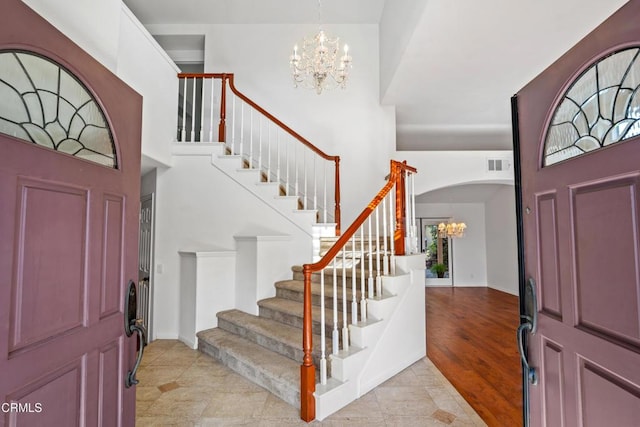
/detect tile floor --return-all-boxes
[136,340,486,426]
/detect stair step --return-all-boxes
[275,279,363,310]
[259,297,353,336]
[319,236,393,255]
[292,264,391,284]
[197,328,300,407]
[217,309,333,363]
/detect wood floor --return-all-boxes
[426,287,523,427]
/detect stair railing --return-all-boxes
[299,160,418,422]
[177,73,341,233]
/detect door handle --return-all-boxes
[517,277,538,385]
[124,280,147,388]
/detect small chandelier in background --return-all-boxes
[438,222,467,238]
[289,0,352,94]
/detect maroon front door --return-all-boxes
[0,1,142,426]
[515,1,640,425]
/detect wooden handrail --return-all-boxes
[299,159,417,422]
[177,72,342,233]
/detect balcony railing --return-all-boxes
[177,73,341,233]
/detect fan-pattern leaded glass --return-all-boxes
[0,51,116,168]
[544,47,640,166]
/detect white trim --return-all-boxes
[233,234,292,242]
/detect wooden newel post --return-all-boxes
[394,161,407,256]
[334,156,341,236]
[300,266,316,422]
[218,75,227,143]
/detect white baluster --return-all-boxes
[231,92,236,154]
[276,131,281,184]
[258,116,263,173]
[389,189,396,276]
[209,78,215,142]
[190,77,196,142]
[323,161,327,223]
[285,137,290,195]
[313,156,317,214]
[360,225,367,321]
[303,149,307,210]
[368,216,374,299]
[320,267,327,384]
[295,144,299,201]
[375,205,382,297]
[332,257,339,355]
[249,110,253,168]
[405,170,411,253]
[266,122,271,182]
[411,172,417,254]
[202,77,207,142]
[351,234,358,325]
[181,78,187,142]
[239,102,244,159]
[382,197,389,276]
[342,245,349,350]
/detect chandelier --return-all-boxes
[289,0,352,94]
[438,222,467,238]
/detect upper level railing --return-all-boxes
[177,73,341,233]
[299,160,418,421]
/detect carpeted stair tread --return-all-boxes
[217,309,331,359]
[291,264,387,283]
[258,297,346,333]
[259,297,334,320]
[197,328,300,407]
[275,279,362,303]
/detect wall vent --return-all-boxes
[487,158,510,172]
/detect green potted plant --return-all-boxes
[430,263,447,278]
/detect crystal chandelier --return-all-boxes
[438,222,467,238]
[289,0,352,94]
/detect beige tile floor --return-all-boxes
[136,340,486,426]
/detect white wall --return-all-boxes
[146,22,396,226]
[379,0,428,99]
[141,168,157,197]
[415,202,487,286]
[398,150,514,195]
[22,0,179,168]
[152,153,313,338]
[117,6,179,168]
[484,185,518,295]
[22,0,122,71]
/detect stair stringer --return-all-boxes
[212,153,318,237]
[314,254,426,420]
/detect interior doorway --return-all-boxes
[419,218,453,286]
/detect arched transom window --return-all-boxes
[0,51,117,168]
[543,47,640,166]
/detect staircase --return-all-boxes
[173,75,423,421]
[197,250,425,420]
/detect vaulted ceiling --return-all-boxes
[123,0,629,201]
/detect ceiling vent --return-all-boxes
[487,158,510,172]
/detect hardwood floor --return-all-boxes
[426,287,523,427]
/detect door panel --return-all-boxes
[535,192,562,319]
[541,339,564,427]
[101,195,125,318]
[10,179,88,352]
[0,1,142,426]
[515,1,640,425]
[7,359,83,427]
